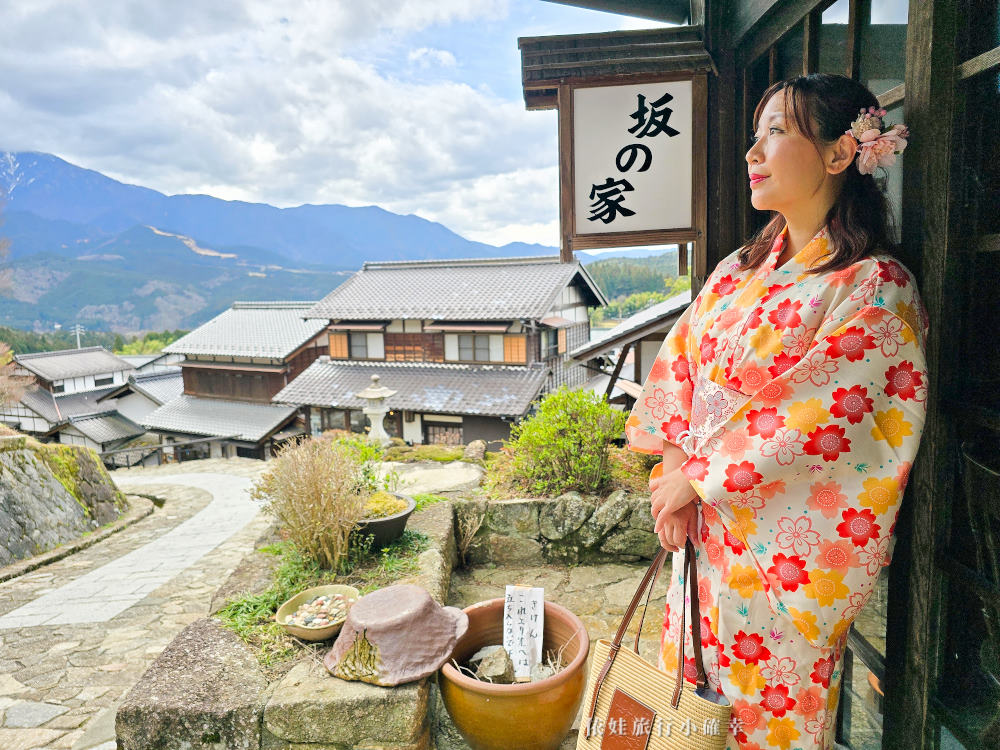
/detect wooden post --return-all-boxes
[882,0,959,748]
[604,343,632,399]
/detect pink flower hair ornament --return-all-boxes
[845,106,910,175]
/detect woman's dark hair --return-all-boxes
[739,73,899,274]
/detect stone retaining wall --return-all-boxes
[458,490,659,566]
[0,435,128,566]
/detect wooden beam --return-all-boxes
[604,342,631,399]
[768,45,779,84]
[882,0,960,748]
[537,0,689,24]
[845,0,871,80]
[803,8,821,75]
[956,44,1000,81]
[735,0,820,62]
[703,0,739,283]
[557,84,574,263]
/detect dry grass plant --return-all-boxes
[251,438,366,571]
[456,510,485,567]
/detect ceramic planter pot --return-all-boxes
[353,493,416,550]
[438,597,590,750]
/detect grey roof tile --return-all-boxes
[570,290,691,360]
[15,347,135,381]
[304,256,607,321]
[142,395,298,442]
[68,412,145,445]
[131,370,184,405]
[273,358,549,418]
[163,301,327,359]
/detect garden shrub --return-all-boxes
[486,386,628,496]
[251,438,367,571]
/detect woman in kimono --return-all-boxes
[625,73,927,750]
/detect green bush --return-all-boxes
[486,386,628,496]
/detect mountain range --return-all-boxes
[0,151,673,334]
[0,151,560,333]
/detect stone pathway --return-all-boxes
[0,458,270,750]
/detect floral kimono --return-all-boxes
[625,224,929,750]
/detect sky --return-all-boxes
[0,1,674,248]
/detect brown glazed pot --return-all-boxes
[438,597,590,750]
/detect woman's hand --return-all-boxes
[654,500,699,553]
[650,462,699,520]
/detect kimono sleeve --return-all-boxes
[682,267,929,651]
[624,295,697,456]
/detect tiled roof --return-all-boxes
[20,387,60,424]
[142,395,298,442]
[99,370,184,406]
[273,358,549,418]
[68,412,145,446]
[132,370,184,405]
[163,302,327,359]
[15,347,135,381]
[570,290,691,360]
[304,256,608,321]
[19,385,120,426]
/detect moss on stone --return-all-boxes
[38,444,88,514]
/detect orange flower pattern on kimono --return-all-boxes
[625,224,929,750]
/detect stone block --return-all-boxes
[575,490,633,548]
[467,533,543,566]
[263,659,428,747]
[116,617,268,750]
[538,492,594,541]
[599,527,660,560]
[484,499,539,538]
[408,501,456,576]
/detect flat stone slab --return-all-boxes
[116,617,268,750]
[2,699,69,727]
[382,461,483,495]
[264,659,428,747]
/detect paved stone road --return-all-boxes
[0,458,270,750]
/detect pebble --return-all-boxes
[286,593,353,628]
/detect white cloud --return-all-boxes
[408,47,458,68]
[0,0,571,247]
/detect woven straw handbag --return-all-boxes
[576,539,732,750]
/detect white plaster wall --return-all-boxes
[402,413,423,443]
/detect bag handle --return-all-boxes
[582,539,707,738]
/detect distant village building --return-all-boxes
[275,255,607,445]
[143,301,328,459]
[117,352,185,374]
[0,347,147,452]
[570,290,691,408]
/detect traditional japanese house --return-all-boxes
[143,301,328,459]
[0,346,146,452]
[571,289,692,407]
[274,255,608,445]
[523,1,996,747]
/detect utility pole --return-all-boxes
[71,324,85,349]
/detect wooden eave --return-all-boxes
[518,25,716,110]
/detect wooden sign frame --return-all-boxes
[557,72,708,264]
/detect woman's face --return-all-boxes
[745,90,829,214]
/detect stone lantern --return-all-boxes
[355,374,397,446]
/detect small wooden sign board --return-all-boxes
[503,584,544,683]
